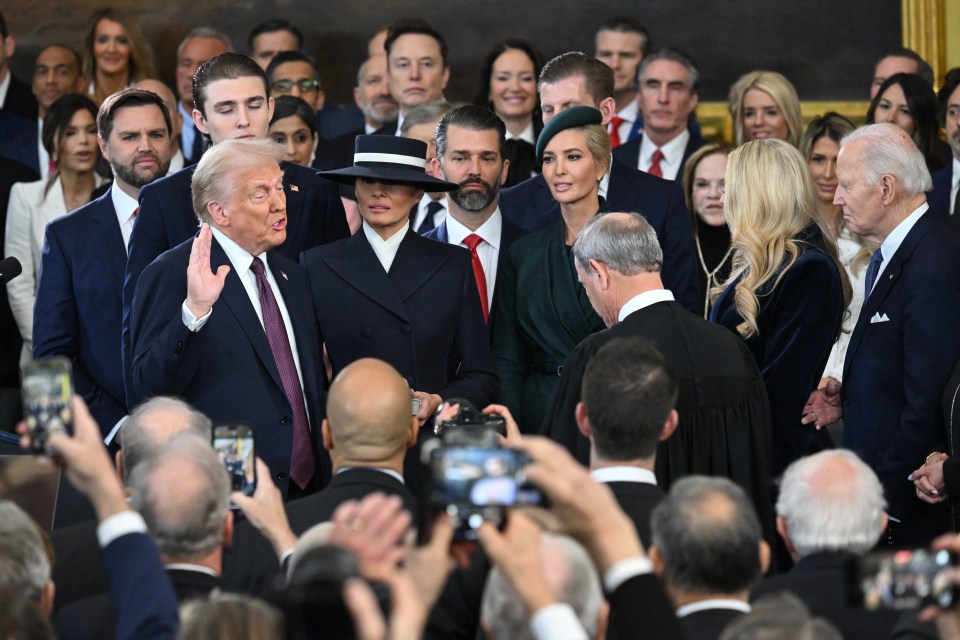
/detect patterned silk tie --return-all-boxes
[462,234,490,323]
[648,148,665,178]
[249,257,315,489]
[864,249,884,298]
[609,116,625,148]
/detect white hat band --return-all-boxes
[353,152,426,169]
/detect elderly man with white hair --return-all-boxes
[802,123,960,547]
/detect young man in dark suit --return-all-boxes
[34,88,173,439]
[803,123,960,546]
[498,52,699,312]
[128,138,329,498]
[927,69,960,223]
[122,52,348,407]
[426,105,528,328]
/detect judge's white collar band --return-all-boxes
[353,152,426,168]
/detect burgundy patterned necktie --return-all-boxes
[250,257,315,489]
[648,148,664,178]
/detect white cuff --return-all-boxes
[97,510,148,548]
[181,301,211,332]
[603,555,654,593]
[530,603,589,640]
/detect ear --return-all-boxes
[193,108,209,136]
[430,156,443,180]
[587,258,610,289]
[222,509,234,548]
[759,539,771,576]
[207,200,228,226]
[659,409,678,441]
[3,35,15,59]
[880,511,889,534]
[879,173,896,205]
[315,89,326,111]
[688,92,699,113]
[441,65,450,91]
[575,401,592,438]
[353,86,362,109]
[407,417,420,447]
[598,96,617,125]
[115,450,125,484]
[40,580,55,617]
[500,157,510,184]
[648,545,665,578]
[775,515,797,559]
[98,135,110,163]
[321,419,334,452]
[267,95,276,122]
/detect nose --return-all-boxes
[823,160,836,180]
[707,182,722,199]
[285,138,297,159]
[468,156,482,176]
[554,156,567,175]
[876,109,895,124]
[747,111,762,127]
[236,105,250,128]
[658,84,669,103]
[289,85,302,98]
[832,187,843,206]
[409,64,421,80]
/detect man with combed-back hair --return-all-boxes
[543,212,773,541]
[480,531,605,640]
[803,123,960,546]
[650,476,770,640]
[55,433,233,639]
[752,449,932,639]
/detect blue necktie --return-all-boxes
[417,200,444,235]
[864,249,884,298]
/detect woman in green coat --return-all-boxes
[492,106,609,433]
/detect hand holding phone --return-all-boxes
[21,357,74,454]
[212,423,257,505]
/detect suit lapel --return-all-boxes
[86,193,128,290]
[269,254,321,411]
[210,239,284,390]
[324,232,411,322]
[389,231,446,300]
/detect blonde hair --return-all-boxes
[191,138,285,224]
[728,71,802,147]
[83,9,156,104]
[714,139,849,339]
[579,123,612,175]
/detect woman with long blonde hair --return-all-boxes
[728,71,803,147]
[711,139,848,474]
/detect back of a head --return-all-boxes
[0,585,54,639]
[580,335,677,461]
[840,123,932,197]
[720,592,842,640]
[0,501,51,602]
[481,531,603,640]
[193,52,266,117]
[573,211,663,277]
[539,51,614,106]
[399,99,456,136]
[326,358,413,464]
[121,396,212,483]
[129,432,230,560]
[777,449,886,557]
[179,592,284,640]
[651,476,763,596]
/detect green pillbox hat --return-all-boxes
[535,106,604,162]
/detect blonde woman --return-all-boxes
[82,8,155,106]
[728,70,803,147]
[710,139,848,474]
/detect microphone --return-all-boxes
[0,257,22,284]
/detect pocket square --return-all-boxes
[870,312,890,323]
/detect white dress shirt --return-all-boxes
[951,158,960,215]
[179,102,196,155]
[167,148,185,175]
[0,71,10,109]
[37,118,51,180]
[676,599,751,618]
[590,466,657,485]
[444,209,502,308]
[362,220,406,272]
[617,289,675,322]
[599,159,612,201]
[871,202,928,293]
[506,121,536,145]
[411,193,446,232]
[638,129,690,181]
[110,182,139,251]
[336,466,405,484]
[182,226,307,397]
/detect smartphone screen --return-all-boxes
[21,358,73,454]
[851,548,957,609]
[212,423,256,500]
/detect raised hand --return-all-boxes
[186,223,230,319]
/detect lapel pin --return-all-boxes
[280,270,288,281]
[290,184,299,192]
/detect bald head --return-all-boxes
[324,358,416,467]
[120,397,212,482]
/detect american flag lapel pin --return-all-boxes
[291,184,299,192]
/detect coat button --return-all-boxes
[361,327,372,337]
[401,324,411,334]
[280,416,291,425]
[174,339,183,356]
[276,472,287,481]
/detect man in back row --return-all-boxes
[122,52,349,407]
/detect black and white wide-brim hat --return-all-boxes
[316,135,458,191]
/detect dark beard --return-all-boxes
[112,154,168,189]
[449,176,500,212]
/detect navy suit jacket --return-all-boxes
[128,237,330,495]
[34,192,127,433]
[842,210,960,543]
[612,129,705,179]
[0,110,39,174]
[301,229,497,405]
[498,158,699,312]
[927,165,958,231]
[2,74,38,121]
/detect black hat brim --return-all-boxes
[316,165,458,191]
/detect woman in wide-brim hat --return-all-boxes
[491,106,610,434]
[302,135,498,431]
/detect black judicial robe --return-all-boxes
[492,218,606,434]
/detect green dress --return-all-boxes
[492,218,607,434]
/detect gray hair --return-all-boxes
[191,138,284,223]
[0,501,50,599]
[651,476,762,594]
[840,123,932,196]
[573,211,663,275]
[399,100,456,136]
[481,532,602,640]
[121,396,212,483]
[177,27,234,58]
[720,592,843,640]
[637,48,700,93]
[777,450,886,557]
[129,433,230,560]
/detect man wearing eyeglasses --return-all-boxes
[265,50,325,111]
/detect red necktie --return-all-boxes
[609,116,625,149]
[648,148,664,178]
[462,234,489,324]
[250,257,315,489]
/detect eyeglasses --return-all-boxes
[271,79,320,93]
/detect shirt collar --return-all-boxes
[337,466,405,484]
[167,149,185,175]
[676,599,751,618]
[0,71,11,106]
[444,207,503,250]
[617,289,675,322]
[110,181,139,220]
[164,563,219,577]
[953,158,960,188]
[879,202,928,264]
[506,121,536,145]
[590,466,657,485]
[599,157,613,199]
[615,100,639,123]
[639,129,690,165]
[362,220,406,271]
[209,225,266,279]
